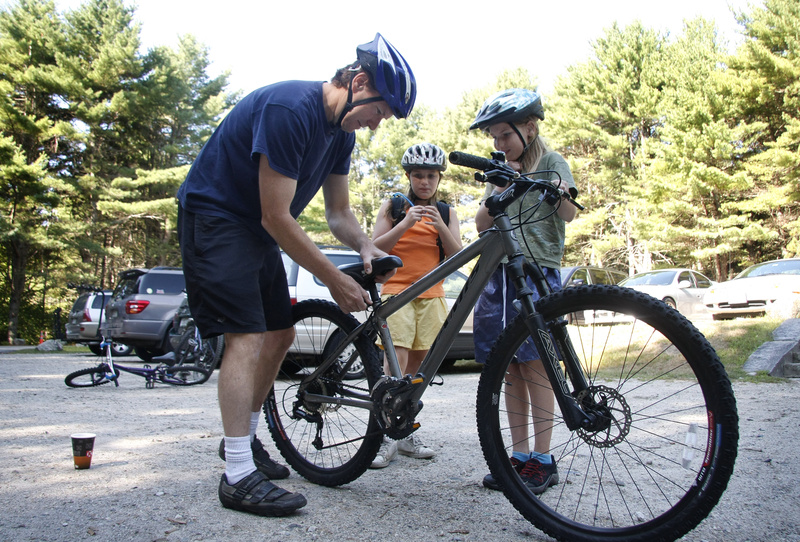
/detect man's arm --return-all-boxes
[258,154,370,313]
[322,173,391,277]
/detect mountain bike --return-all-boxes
[264,151,739,542]
[64,286,210,389]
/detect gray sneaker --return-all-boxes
[397,435,435,459]
[369,438,398,469]
[218,470,306,516]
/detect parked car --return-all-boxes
[561,265,627,288]
[704,258,800,320]
[102,267,186,362]
[619,268,715,316]
[65,290,133,356]
[561,265,630,325]
[282,247,474,372]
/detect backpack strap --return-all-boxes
[435,201,451,262]
[390,197,406,227]
[389,198,452,262]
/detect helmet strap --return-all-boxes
[511,124,528,152]
[334,82,384,129]
[511,121,537,155]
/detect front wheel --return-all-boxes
[264,299,384,486]
[65,365,119,387]
[476,284,738,542]
[174,325,218,382]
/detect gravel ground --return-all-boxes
[1,351,799,542]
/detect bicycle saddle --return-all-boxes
[338,256,403,288]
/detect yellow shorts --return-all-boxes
[380,295,448,351]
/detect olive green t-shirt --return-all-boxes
[480,151,577,270]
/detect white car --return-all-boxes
[282,247,474,375]
[619,268,716,317]
[704,258,800,320]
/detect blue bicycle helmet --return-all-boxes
[356,33,416,119]
[470,88,544,131]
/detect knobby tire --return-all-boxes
[264,300,384,486]
[65,365,119,387]
[476,284,738,542]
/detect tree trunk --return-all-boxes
[7,239,29,344]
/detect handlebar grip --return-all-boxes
[448,151,494,171]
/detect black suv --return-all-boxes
[102,267,186,361]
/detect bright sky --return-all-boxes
[49,0,756,109]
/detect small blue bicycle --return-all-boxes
[65,286,210,389]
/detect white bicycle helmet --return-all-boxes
[401,143,447,172]
[470,88,544,131]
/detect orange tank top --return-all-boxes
[381,218,444,297]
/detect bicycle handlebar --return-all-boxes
[448,151,496,171]
[449,150,584,210]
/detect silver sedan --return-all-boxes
[619,268,716,316]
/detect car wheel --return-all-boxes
[323,329,365,380]
[111,342,133,356]
[662,297,677,310]
[135,347,157,362]
[88,344,103,356]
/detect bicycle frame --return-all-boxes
[300,179,593,432]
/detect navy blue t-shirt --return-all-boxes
[177,81,356,243]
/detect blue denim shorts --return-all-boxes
[473,264,562,364]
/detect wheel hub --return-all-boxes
[576,385,631,448]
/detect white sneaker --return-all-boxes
[397,435,435,459]
[370,438,398,469]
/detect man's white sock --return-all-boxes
[224,435,256,484]
[250,411,260,442]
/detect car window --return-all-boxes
[443,271,467,299]
[623,271,676,286]
[139,273,185,295]
[738,259,800,278]
[677,271,694,287]
[692,272,713,288]
[313,254,362,287]
[71,294,91,312]
[90,294,111,309]
[113,277,139,299]
[589,268,612,285]
[608,271,627,284]
[329,254,362,268]
[570,268,589,285]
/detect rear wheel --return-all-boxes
[265,300,383,486]
[476,284,738,542]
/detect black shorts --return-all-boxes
[178,206,293,338]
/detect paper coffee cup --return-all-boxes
[71,433,96,469]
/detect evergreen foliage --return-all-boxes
[1,0,797,342]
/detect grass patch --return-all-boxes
[695,317,785,382]
[9,344,92,354]
[446,315,790,383]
